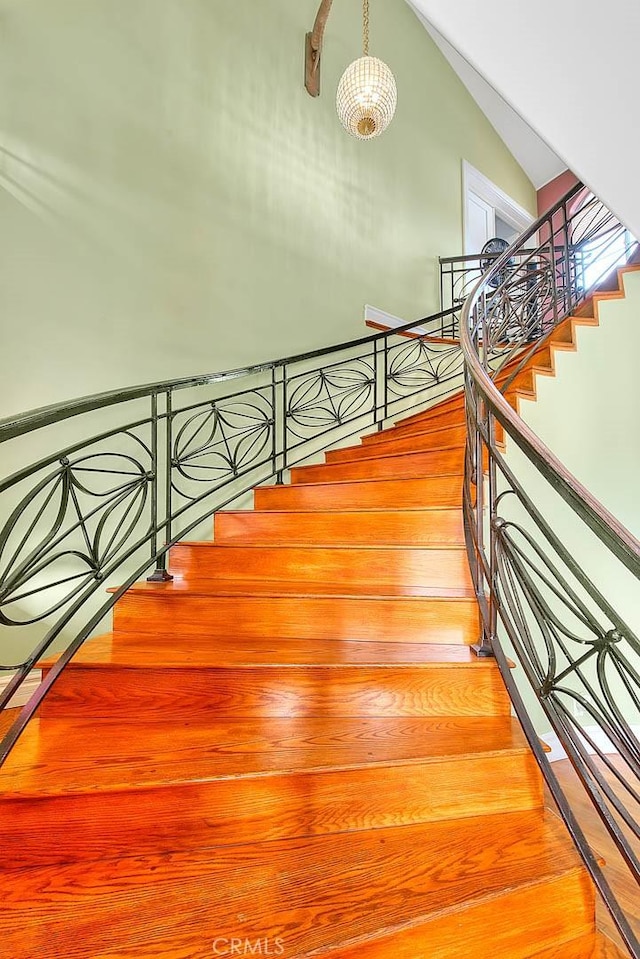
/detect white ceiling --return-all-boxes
[407,1,566,190]
[407,0,640,240]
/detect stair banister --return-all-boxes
[459,179,639,956]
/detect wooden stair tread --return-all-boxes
[214,507,466,545]
[168,542,474,593]
[261,471,464,490]
[181,541,466,551]
[117,579,477,599]
[362,420,466,443]
[327,434,467,462]
[0,716,529,796]
[327,440,465,461]
[0,811,588,959]
[363,413,467,441]
[290,450,465,483]
[221,506,464,514]
[41,637,493,669]
[255,475,466,511]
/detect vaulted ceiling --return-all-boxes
[407,2,565,190]
[408,0,640,237]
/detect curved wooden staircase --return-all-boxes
[1,281,636,957]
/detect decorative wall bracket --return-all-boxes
[305,0,334,97]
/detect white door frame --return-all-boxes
[462,160,535,254]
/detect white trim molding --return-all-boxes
[364,304,428,337]
[462,160,535,254]
[0,671,42,709]
[541,724,640,763]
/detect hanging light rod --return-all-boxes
[305,0,335,98]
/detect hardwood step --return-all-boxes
[254,475,465,511]
[362,408,468,443]
[326,426,467,462]
[291,447,465,483]
[38,639,509,720]
[168,543,474,591]
[0,716,541,868]
[214,507,465,545]
[394,391,465,427]
[0,811,591,959]
[113,583,480,643]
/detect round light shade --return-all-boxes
[336,56,397,140]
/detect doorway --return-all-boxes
[462,161,534,255]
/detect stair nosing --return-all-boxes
[219,506,464,515]
[258,471,464,491]
[316,442,466,465]
[173,542,468,552]
[116,583,477,600]
[3,742,532,799]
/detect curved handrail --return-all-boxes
[0,307,457,442]
[460,179,640,955]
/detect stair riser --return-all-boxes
[394,394,465,427]
[169,544,473,591]
[330,870,594,959]
[291,448,465,483]
[214,509,466,545]
[326,428,467,462]
[39,665,510,720]
[0,752,541,869]
[362,410,468,443]
[350,418,504,456]
[255,476,464,511]
[114,594,480,643]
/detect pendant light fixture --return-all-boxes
[305,0,397,140]
[336,0,397,140]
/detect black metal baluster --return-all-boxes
[148,389,173,582]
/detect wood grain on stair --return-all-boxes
[0,811,587,959]
[290,446,465,483]
[168,542,474,591]
[39,638,510,721]
[0,717,541,868]
[114,589,480,643]
[254,474,465,510]
[363,407,467,441]
[214,507,466,545]
[326,426,467,461]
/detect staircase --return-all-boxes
[1,268,637,957]
[0,397,620,953]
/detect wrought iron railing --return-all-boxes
[0,305,464,760]
[460,182,639,955]
[441,225,636,321]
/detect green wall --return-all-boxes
[0,0,534,418]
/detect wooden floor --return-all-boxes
[547,757,639,957]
